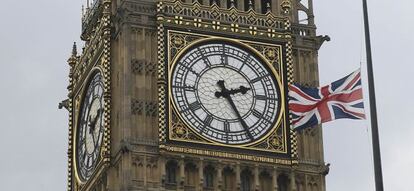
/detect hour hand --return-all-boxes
[215,80,229,98]
[228,86,251,96]
[217,80,226,90]
[215,83,251,98]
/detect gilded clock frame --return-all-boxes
[168,33,286,146]
[72,67,106,184]
[157,0,297,164]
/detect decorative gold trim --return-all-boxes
[286,35,298,161]
[157,2,167,144]
[157,0,290,39]
[167,33,286,151]
[73,68,105,184]
[162,145,292,165]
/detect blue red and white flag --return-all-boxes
[289,69,366,130]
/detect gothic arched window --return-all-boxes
[259,171,273,191]
[244,0,254,11]
[185,163,198,186]
[240,169,253,191]
[278,174,289,191]
[166,161,178,184]
[223,167,236,190]
[261,0,271,13]
[204,165,215,188]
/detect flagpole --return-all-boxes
[362,0,384,190]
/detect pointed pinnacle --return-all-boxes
[72,42,77,57]
[266,2,271,13]
[230,0,235,7]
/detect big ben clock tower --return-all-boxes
[64,0,329,190]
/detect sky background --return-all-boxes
[0,0,412,190]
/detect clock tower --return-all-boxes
[65,0,330,190]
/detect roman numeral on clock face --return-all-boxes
[252,109,263,118]
[251,74,270,83]
[255,95,268,100]
[204,115,213,125]
[189,101,202,111]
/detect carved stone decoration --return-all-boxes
[131,59,145,74]
[157,0,289,40]
[131,99,144,115]
[131,99,158,116]
[145,101,158,117]
[131,59,157,76]
[170,111,204,142]
[132,155,144,167]
[145,61,157,76]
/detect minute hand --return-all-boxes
[216,81,254,141]
[225,95,254,141]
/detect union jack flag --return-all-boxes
[289,69,366,130]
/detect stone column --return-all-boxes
[308,0,315,25]
[217,163,223,191]
[143,156,147,188]
[271,0,279,15]
[160,157,166,191]
[254,0,262,13]
[236,163,241,190]
[220,0,226,8]
[179,158,185,191]
[273,167,279,191]
[199,159,204,191]
[254,165,260,191]
[290,171,297,191]
[238,0,245,11]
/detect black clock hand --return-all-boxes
[91,109,103,146]
[91,128,96,147]
[215,85,251,98]
[88,116,96,134]
[216,80,254,141]
[88,108,102,134]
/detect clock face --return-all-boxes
[76,72,105,181]
[170,41,282,145]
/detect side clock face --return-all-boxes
[76,72,105,181]
[171,41,282,145]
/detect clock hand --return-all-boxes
[215,84,251,98]
[91,109,103,146]
[215,80,254,141]
[91,128,96,147]
[88,108,102,134]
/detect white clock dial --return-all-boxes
[171,41,281,145]
[76,72,105,181]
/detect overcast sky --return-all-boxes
[0,0,412,190]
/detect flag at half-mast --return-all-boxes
[289,69,365,130]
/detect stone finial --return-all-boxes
[230,0,235,8]
[281,0,292,14]
[68,42,78,67]
[248,0,254,10]
[266,2,271,13]
[71,42,77,57]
